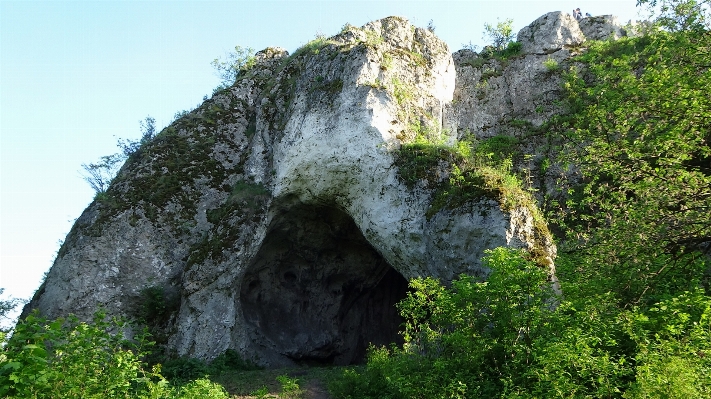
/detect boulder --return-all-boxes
[578,15,627,41]
[517,11,585,54]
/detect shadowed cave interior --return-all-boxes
[240,204,409,366]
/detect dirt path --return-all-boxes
[301,378,334,399]
[214,366,341,399]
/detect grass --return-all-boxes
[210,366,345,398]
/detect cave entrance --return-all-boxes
[240,204,408,366]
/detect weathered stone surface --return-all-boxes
[578,15,627,41]
[447,48,569,138]
[23,15,584,367]
[517,11,585,54]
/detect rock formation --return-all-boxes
[23,12,627,366]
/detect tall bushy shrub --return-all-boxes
[0,311,228,399]
[331,248,561,398]
[0,311,154,398]
[332,250,711,398]
[552,30,711,304]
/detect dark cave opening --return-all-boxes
[239,204,409,366]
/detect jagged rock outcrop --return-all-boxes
[24,12,626,367]
[579,15,628,41]
[517,11,586,55]
[447,11,627,201]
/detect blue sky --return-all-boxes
[1,0,643,310]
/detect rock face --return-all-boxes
[578,15,628,41]
[447,11,627,201]
[517,11,585,55]
[24,12,625,366]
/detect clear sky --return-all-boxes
[1,0,644,312]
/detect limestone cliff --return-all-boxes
[24,13,626,366]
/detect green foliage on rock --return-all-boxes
[186,180,270,268]
[395,133,550,265]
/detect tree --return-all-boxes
[554,29,711,303]
[0,288,19,333]
[116,115,156,157]
[483,18,515,50]
[210,46,256,89]
[637,0,711,31]
[80,153,124,194]
[81,116,157,195]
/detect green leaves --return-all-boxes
[483,18,516,51]
[554,30,711,303]
[0,311,230,399]
[210,45,256,89]
[334,248,562,398]
[637,0,711,32]
[622,289,711,397]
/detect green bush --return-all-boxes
[332,248,558,398]
[623,289,711,398]
[542,56,559,71]
[0,311,158,398]
[483,18,516,51]
[211,45,256,89]
[474,135,519,165]
[276,374,302,399]
[0,311,230,399]
[161,357,210,382]
[551,29,711,304]
[174,378,229,399]
[331,248,711,398]
[161,349,258,383]
[137,285,179,327]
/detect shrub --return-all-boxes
[0,311,158,398]
[332,248,558,398]
[117,115,157,157]
[211,46,256,89]
[474,135,519,165]
[0,289,19,333]
[623,289,711,397]
[0,311,234,399]
[497,41,522,58]
[175,378,229,399]
[161,349,259,383]
[483,18,516,51]
[543,56,559,71]
[332,249,711,398]
[276,375,302,399]
[81,115,157,195]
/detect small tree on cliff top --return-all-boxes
[211,46,256,89]
[483,18,515,50]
